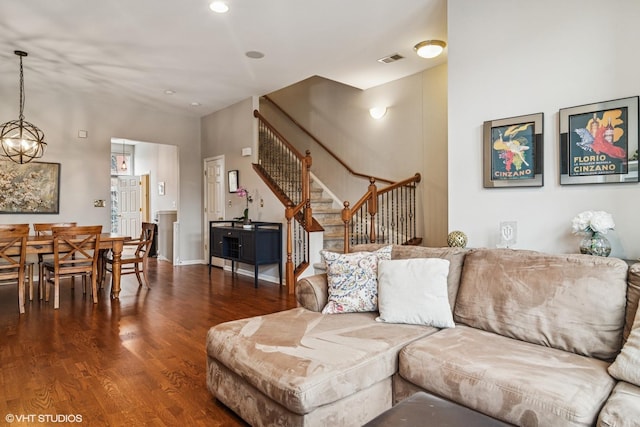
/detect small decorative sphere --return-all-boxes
[447,231,467,248]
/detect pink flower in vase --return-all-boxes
[236,186,253,222]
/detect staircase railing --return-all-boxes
[253,110,314,293]
[341,174,422,253]
[254,97,423,292]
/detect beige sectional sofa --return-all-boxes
[206,245,640,426]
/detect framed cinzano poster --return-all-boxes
[483,112,544,188]
[560,96,639,185]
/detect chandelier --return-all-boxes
[0,50,46,164]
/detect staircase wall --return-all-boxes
[261,70,448,246]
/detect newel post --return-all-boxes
[341,201,351,254]
[285,203,295,294]
[367,177,378,244]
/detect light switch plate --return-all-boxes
[499,221,517,248]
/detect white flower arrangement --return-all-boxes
[571,210,615,235]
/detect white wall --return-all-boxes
[0,91,202,263]
[133,142,180,215]
[448,0,640,259]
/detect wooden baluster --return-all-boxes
[302,150,312,227]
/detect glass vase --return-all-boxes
[579,231,611,257]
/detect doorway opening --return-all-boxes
[110,138,179,263]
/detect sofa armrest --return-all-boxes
[295,273,328,312]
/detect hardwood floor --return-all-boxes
[0,259,298,426]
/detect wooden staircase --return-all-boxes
[253,102,422,293]
[308,180,344,252]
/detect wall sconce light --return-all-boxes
[241,147,252,157]
[414,40,447,59]
[369,107,387,120]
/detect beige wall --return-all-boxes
[201,97,284,281]
[423,64,448,246]
[0,91,202,263]
[261,71,448,244]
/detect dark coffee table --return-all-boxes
[364,391,512,426]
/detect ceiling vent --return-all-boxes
[377,53,404,64]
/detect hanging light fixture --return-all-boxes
[0,50,46,164]
[120,140,127,171]
[414,40,447,59]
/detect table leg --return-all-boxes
[111,239,124,299]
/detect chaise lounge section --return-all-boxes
[206,245,640,426]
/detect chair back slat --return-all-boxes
[51,225,102,276]
[33,222,77,236]
[0,224,29,280]
[135,222,156,258]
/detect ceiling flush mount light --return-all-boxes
[369,107,387,120]
[414,40,447,59]
[0,50,46,164]
[209,1,229,13]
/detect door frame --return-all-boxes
[203,155,226,266]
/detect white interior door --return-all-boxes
[116,175,141,238]
[204,156,225,267]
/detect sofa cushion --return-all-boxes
[399,325,616,427]
[376,258,454,328]
[597,381,640,427]
[351,244,469,308]
[454,249,628,361]
[206,307,437,415]
[321,245,392,314]
[608,301,640,386]
[625,262,640,342]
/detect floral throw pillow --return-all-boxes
[321,245,392,314]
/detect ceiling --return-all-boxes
[0,0,447,118]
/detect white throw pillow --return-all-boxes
[376,258,455,328]
[321,245,392,314]
[609,303,640,386]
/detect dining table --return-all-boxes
[26,233,130,299]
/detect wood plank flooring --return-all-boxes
[0,259,298,426]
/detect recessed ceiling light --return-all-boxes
[190,102,201,107]
[245,51,265,59]
[164,89,175,95]
[209,1,229,13]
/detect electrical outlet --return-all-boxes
[499,221,517,248]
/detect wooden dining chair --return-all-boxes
[0,224,30,314]
[43,225,102,309]
[104,222,156,289]
[33,222,77,300]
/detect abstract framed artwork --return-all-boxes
[560,96,639,185]
[483,112,544,188]
[0,160,61,214]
